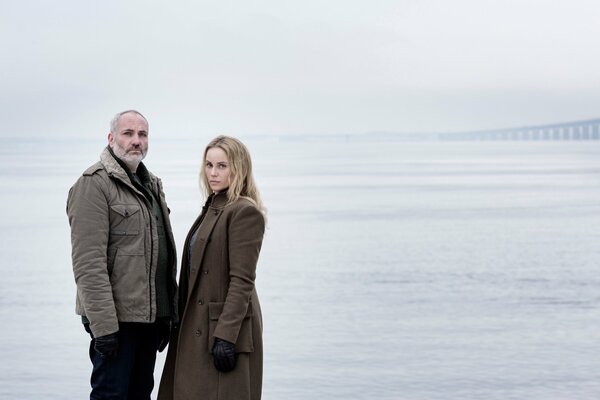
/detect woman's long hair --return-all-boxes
[200,135,266,214]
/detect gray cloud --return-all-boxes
[2,0,600,138]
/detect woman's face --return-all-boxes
[205,147,231,193]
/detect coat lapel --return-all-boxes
[185,195,227,304]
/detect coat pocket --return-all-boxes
[109,204,141,236]
[110,250,147,316]
[208,301,254,353]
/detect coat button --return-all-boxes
[204,270,209,275]
[195,329,202,336]
[198,299,203,305]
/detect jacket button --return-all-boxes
[195,329,202,336]
[198,299,203,305]
[204,270,209,275]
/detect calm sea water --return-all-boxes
[1,136,599,399]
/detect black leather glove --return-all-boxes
[94,332,119,359]
[212,338,236,372]
[157,322,171,352]
[83,323,93,338]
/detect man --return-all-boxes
[67,110,178,400]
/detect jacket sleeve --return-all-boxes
[67,174,118,337]
[213,202,265,344]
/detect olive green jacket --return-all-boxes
[67,147,178,337]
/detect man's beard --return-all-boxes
[112,142,146,166]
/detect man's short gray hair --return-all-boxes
[109,110,148,133]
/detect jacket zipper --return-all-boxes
[146,187,155,323]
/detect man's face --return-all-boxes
[108,112,149,170]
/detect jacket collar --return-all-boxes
[208,190,229,209]
[100,146,155,186]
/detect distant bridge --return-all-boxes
[438,118,600,141]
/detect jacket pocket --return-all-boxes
[109,204,141,236]
[110,250,147,316]
[208,301,254,353]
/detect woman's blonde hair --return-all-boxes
[200,135,265,213]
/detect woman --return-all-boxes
[158,136,266,400]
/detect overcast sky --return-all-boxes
[3,0,600,138]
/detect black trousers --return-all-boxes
[89,322,160,400]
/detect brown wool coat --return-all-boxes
[158,192,265,400]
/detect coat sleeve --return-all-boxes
[213,202,265,344]
[67,174,118,337]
